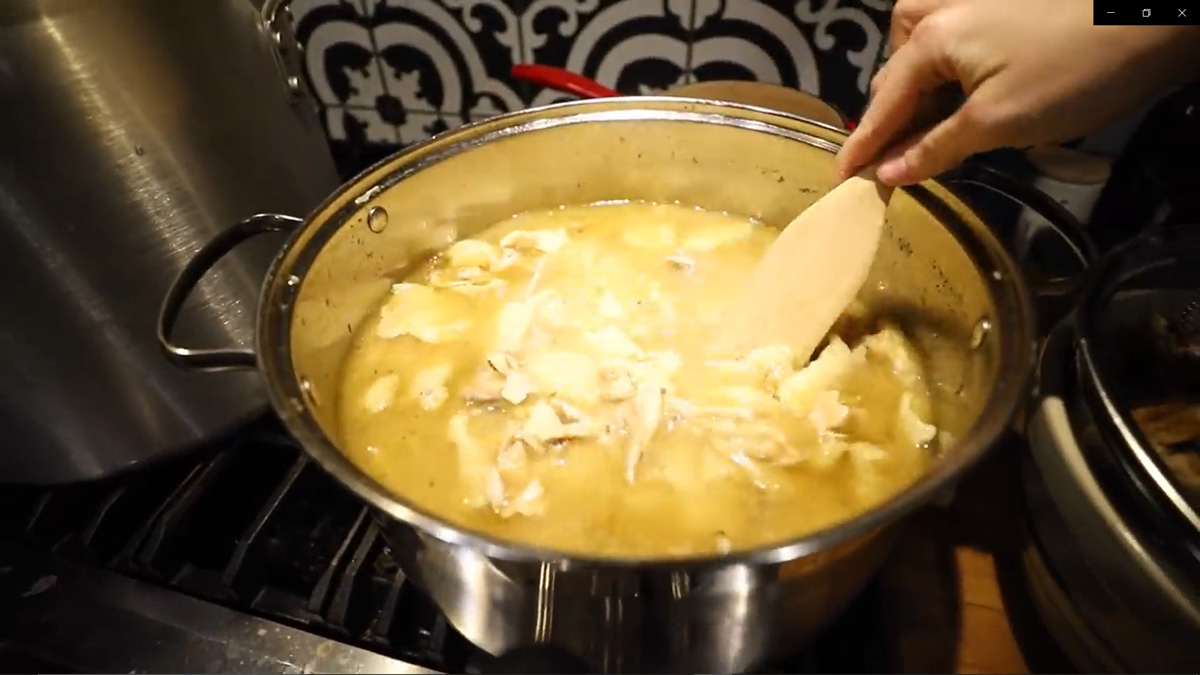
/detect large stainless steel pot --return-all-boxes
[0,0,339,484]
[159,98,1063,673]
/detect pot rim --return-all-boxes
[256,96,1038,568]
[1073,232,1200,546]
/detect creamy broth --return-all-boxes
[337,202,939,557]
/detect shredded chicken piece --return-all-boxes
[485,352,536,405]
[666,252,695,271]
[808,436,851,469]
[438,278,506,295]
[409,363,453,411]
[897,391,937,446]
[446,239,501,269]
[462,366,505,403]
[707,344,795,389]
[496,433,530,472]
[777,337,858,414]
[484,468,507,512]
[489,475,547,519]
[500,228,569,254]
[448,412,492,507]
[514,398,596,449]
[598,291,624,319]
[727,449,776,490]
[494,299,538,353]
[363,373,400,413]
[645,350,684,376]
[808,390,850,435]
[712,385,780,413]
[377,283,471,342]
[597,364,637,401]
[861,325,926,388]
[708,419,798,466]
[586,325,644,360]
[524,350,601,405]
[429,264,506,294]
[624,379,665,483]
[524,400,566,442]
[849,441,888,463]
[536,291,568,327]
[715,532,732,554]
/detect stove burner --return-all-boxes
[0,415,891,674]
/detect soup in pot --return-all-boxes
[336,202,943,556]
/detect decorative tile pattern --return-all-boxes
[521,0,694,107]
[290,0,893,177]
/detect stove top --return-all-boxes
[0,415,891,674]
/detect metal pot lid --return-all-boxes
[1072,229,1200,553]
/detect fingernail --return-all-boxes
[875,156,907,185]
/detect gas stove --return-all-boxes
[0,415,890,674]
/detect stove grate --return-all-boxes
[0,414,891,674]
[0,415,473,673]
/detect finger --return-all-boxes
[889,0,951,53]
[868,58,892,102]
[836,39,952,178]
[875,101,997,185]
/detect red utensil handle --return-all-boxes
[510,64,620,99]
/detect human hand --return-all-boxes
[837,0,1200,186]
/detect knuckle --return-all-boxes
[956,99,1000,130]
[908,9,957,47]
[892,0,922,23]
[869,69,887,98]
[905,138,935,170]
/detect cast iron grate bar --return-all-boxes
[371,566,409,640]
[308,506,369,616]
[49,483,129,564]
[23,491,53,534]
[221,454,309,591]
[113,461,206,570]
[326,520,380,632]
[79,486,125,551]
[134,451,234,577]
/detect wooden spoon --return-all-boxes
[715,85,961,363]
[716,173,893,363]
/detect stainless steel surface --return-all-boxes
[1072,234,1200,547]
[1023,320,1200,673]
[162,98,1039,673]
[0,0,339,483]
[0,543,439,674]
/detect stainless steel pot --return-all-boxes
[159,98,1061,673]
[0,0,339,484]
[1024,233,1200,672]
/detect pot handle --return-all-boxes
[157,213,302,371]
[944,161,1100,326]
[510,64,620,99]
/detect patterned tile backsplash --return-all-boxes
[288,0,893,176]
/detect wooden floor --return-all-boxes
[878,434,1079,674]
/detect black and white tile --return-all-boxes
[290,0,894,177]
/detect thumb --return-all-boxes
[874,101,997,185]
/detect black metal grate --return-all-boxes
[0,415,474,673]
[0,414,891,675]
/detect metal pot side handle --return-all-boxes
[945,162,1100,324]
[156,213,302,371]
